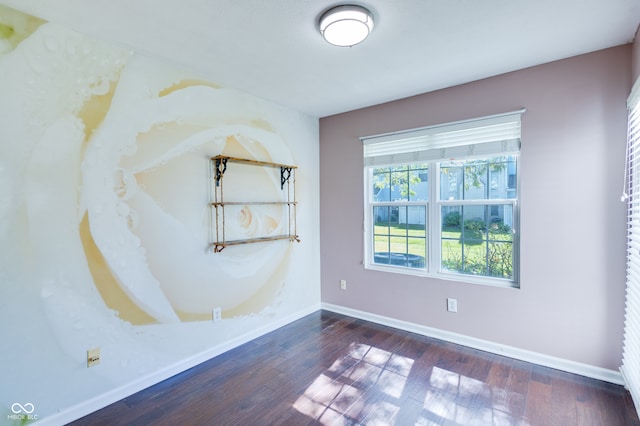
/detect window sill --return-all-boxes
[364,262,519,289]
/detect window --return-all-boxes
[362,111,522,287]
[621,78,640,412]
[372,165,428,268]
[439,156,517,280]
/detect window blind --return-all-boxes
[361,109,524,167]
[622,76,640,416]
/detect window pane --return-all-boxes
[442,206,462,230]
[489,156,517,199]
[440,156,518,201]
[440,162,463,200]
[374,236,390,260]
[487,241,513,278]
[441,205,514,280]
[462,205,486,244]
[373,169,391,202]
[373,205,426,269]
[391,167,409,201]
[463,160,488,200]
[389,235,407,253]
[506,157,517,199]
[373,205,390,229]
[461,206,487,276]
[409,164,429,201]
[488,205,513,242]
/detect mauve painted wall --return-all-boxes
[319,45,631,370]
[633,26,640,81]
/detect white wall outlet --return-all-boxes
[87,347,100,368]
[447,298,458,313]
[213,307,222,323]
[340,279,347,290]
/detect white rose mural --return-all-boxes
[82,57,296,324]
[1,11,296,323]
[0,5,317,419]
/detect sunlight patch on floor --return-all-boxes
[293,342,413,424]
[292,342,532,424]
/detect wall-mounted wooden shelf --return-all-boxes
[209,155,300,253]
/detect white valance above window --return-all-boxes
[361,109,525,167]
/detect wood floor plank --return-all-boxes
[69,310,639,425]
[524,377,552,424]
[575,379,606,426]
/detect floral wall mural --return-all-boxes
[0,5,319,423]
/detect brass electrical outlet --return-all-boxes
[87,347,100,367]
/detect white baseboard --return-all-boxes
[38,304,321,426]
[322,303,624,386]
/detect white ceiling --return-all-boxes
[1,0,639,118]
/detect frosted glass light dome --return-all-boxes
[319,5,374,47]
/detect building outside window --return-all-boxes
[362,111,523,287]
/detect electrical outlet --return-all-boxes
[447,298,458,313]
[87,347,100,367]
[213,307,222,323]
[340,279,347,290]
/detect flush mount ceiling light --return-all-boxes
[319,5,374,47]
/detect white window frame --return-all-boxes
[362,111,523,288]
[365,167,430,273]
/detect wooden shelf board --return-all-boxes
[211,155,297,170]
[211,234,300,252]
[209,201,297,206]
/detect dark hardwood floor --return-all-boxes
[70,310,639,425]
